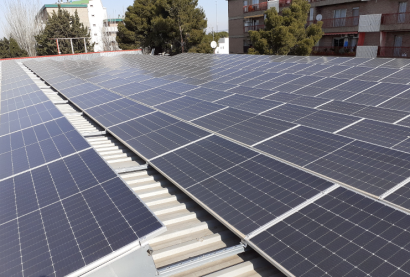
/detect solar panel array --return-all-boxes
[0,61,164,277]
[23,53,410,276]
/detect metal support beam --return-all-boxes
[70,38,74,54]
[83,38,87,53]
[56,39,61,54]
[157,243,247,277]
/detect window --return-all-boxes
[93,24,96,27]
[92,14,95,17]
[94,33,97,36]
[333,9,347,27]
[352,7,359,25]
[398,2,407,23]
[394,35,403,56]
[309,8,314,21]
[333,38,344,47]
[90,5,93,7]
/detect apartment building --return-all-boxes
[227,0,410,58]
[102,18,123,51]
[39,0,107,52]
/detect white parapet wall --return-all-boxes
[268,0,279,11]
[88,0,107,52]
[356,46,379,58]
[358,14,382,32]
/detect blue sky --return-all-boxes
[0,0,228,38]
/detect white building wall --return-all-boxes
[216,38,230,54]
[87,0,107,52]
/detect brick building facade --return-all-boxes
[227,0,410,58]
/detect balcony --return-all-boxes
[243,2,268,13]
[321,16,359,28]
[311,46,357,56]
[244,25,265,32]
[279,0,292,7]
[103,27,118,33]
[378,47,410,58]
[381,12,410,31]
[307,0,369,7]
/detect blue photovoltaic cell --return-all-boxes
[86,98,154,127]
[338,119,410,148]
[255,126,353,166]
[0,147,162,277]
[294,110,360,133]
[306,141,410,196]
[111,82,152,96]
[129,88,182,106]
[218,116,296,145]
[152,136,333,234]
[262,104,317,122]
[252,187,410,277]
[192,108,254,132]
[70,89,122,110]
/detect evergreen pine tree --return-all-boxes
[248,0,323,55]
[35,6,94,56]
[117,0,206,54]
[0,37,28,59]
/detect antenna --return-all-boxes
[216,1,218,33]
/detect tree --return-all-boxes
[35,7,94,56]
[189,31,228,54]
[0,37,29,59]
[117,0,207,54]
[1,0,44,56]
[248,0,322,56]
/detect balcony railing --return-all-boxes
[320,16,360,28]
[378,47,410,58]
[244,25,265,32]
[279,0,292,7]
[311,46,357,56]
[382,12,410,25]
[243,2,268,13]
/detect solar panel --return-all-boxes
[353,106,409,123]
[218,116,296,145]
[306,140,410,196]
[255,126,353,166]
[184,87,234,102]
[288,96,329,108]
[262,104,317,122]
[0,101,63,136]
[251,187,410,277]
[0,149,163,277]
[337,119,410,147]
[152,136,333,234]
[70,89,122,110]
[318,101,366,115]
[86,98,154,127]
[22,54,410,277]
[129,88,182,106]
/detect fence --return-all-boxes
[0,49,142,62]
[311,46,357,56]
[321,16,359,28]
[381,12,410,25]
[243,2,268,13]
[378,47,410,58]
[244,25,266,32]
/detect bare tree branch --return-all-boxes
[1,0,44,56]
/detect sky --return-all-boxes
[0,0,228,38]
